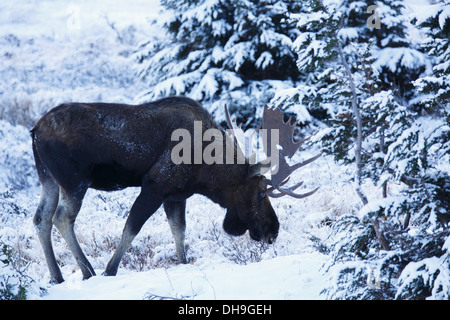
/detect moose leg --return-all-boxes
[103,184,163,276]
[52,187,96,280]
[33,177,63,283]
[164,200,187,264]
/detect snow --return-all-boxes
[395,256,442,300]
[373,47,428,73]
[30,253,326,300]
[409,1,446,27]
[0,0,159,39]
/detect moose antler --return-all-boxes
[224,104,261,163]
[262,106,322,198]
[224,104,245,153]
[224,104,321,199]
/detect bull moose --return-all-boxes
[31,96,320,283]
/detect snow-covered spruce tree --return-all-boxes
[135,0,303,127]
[377,1,450,300]
[323,129,449,300]
[284,0,449,299]
[412,0,450,114]
[322,114,449,299]
[285,0,420,204]
[272,0,429,205]
[271,0,428,120]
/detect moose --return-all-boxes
[31,96,320,283]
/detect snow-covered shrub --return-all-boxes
[0,241,33,300]
[0,22,144,128]
[0,120,38,191]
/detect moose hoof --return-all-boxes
[49,277,64,285]
[101,270,117,277]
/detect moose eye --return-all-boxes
[258,190,266,200]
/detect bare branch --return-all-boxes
[336,40,368,206]
[373,218,390,250]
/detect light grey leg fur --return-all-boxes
[33,178,63,284]
[164,200,187,264]
[103,185,162,276]
[52,188,95,280]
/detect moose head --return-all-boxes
[222,104,322,244]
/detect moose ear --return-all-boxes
[223,208,247,236]
[248,162,271,178]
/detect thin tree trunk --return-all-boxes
[337,42,368,206]
[380,127,388,198]
[373,218,391,250]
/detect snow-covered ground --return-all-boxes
[32,253,327,300]
[0,0,384,300]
